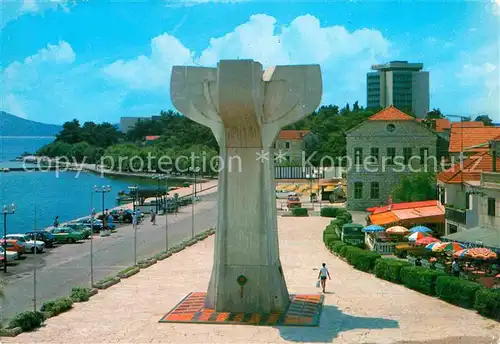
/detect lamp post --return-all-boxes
[2,203,16,273]
[189,166,200,238]
[316,167,322,208]
[94,185,111,218]
[164,176,169,251]
[128,185,139,266]
[153,174,166,214]
[306,172,316,204]
[90,190,96,288]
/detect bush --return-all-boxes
[338,210,352,222]
[70,287,92,302]
[474,288,500,320]
[323,233,339,248]
[320,207,340,217]
[374,259,411,283]
[338,244,350,257]
[343,247,381,272]
[118,266,137,275]
[400,267,447,296]
[330,219,344,229]
[435,276,483,308]
[332,241,347,255]
[41,297,73,317]
[182,182,190,187]
[291,208,308,217]
[9,311,45,331]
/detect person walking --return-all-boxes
[317,263,331,293]
[53,216,59,227]
[150,208,156,226]
[452,258,461,277]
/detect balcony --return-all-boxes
[481,172,500,189]
[445,206,467,225]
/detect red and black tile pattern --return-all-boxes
[159,292,323,326]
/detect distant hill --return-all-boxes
[0,111,61,136]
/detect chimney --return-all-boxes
[492,140,498,172]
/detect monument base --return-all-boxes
[159,292,324,327]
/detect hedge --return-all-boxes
[291,208,308,217]
[435,276,484,309]
[343,247,381,272]
[374,259,411,283]
[331,241,347,255]
[70,287,93,302]
[474,288,500,320]
[40,297,73,317]
[400,266,447,296]
[8,311,45,332]
[320,207,341,217]
[324,233,339,248]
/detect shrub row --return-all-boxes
[291,207,309,217]
[321,221,500,321]
[40,297,73,317]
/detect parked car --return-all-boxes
[25,231,56,248]
[4,234,44,253]
[1,239,25,255]
[74,218,103,232]
[48,228,85,244]
[0,246,20,261]
[287,194,302,209]
[64,224,92,239]
[118,209,144,224]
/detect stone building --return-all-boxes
[274,130,315,163]
[346,106,438,210]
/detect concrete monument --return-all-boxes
[170,60,322,313]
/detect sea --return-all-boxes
[0,137,185,234]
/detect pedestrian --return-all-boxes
[151,208,156,225]
[317,263,331,293]
[107,213,114,230]
[132,212,137,228]
[53,216,59,227]
[452,258,461,277]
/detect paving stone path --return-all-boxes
[3,216,499,343]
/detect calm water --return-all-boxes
[0,137,53,163]
[0,137,186,234]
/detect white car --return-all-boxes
[4,234,44,253]
[0,246,19,261]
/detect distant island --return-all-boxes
[0,111,62,137]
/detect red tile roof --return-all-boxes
[368,200,440,215]
[368,106,414,121]
[145,135,161,141]
[437,151,500,184]
[435,119,452,132]
[448,127,500,153]
[368,200,444,226]
[278,130,310,140]
[451,121,485,128]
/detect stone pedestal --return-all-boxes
[170,59,322,313]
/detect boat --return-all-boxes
[2,168,10,172]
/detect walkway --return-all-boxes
[4,217,499,343]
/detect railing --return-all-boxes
[364,234,398,255]
[274,166,325,179]
[481,172,500,188]
[445,206,467,224]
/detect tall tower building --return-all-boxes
[367,61,430,118]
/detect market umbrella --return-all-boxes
[415,237,440,246]
[454,249,468,258]
[464,248,497,260]
[408,232,433,242]
[425,242,442,251]
[409,225,432,233]
[363,225,385,233]
[433,242,465,252]
[386,226,409,235]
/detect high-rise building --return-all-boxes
[367,61,430,118]
[119,117,143,133]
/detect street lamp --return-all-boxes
[128,185,139,266]
[306,172,317,203]
[189,166,200,238]
[94,185,112,218]
[153,174,166,214]
[164,176,170,251]
[2,203,16,273]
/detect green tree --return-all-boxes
[475,114,494,126]
[391,172,437,203]
[426,108,445,119]
[56,119,82,144]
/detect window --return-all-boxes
[488,197,496,216]
[285,141,291,149]
[370,147,379,164]
[403,147,412,165]
[370,182,380,199]
[387,148,396,165]
[420,147,429,165]
[354,182,363,199]
[465,192,473,210]
[448,224,458,234]
[354,148,363,165]
[386,124,396,132]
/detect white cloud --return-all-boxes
[103,14,390,107]
[1,0,75,29]
[165,0,249,7]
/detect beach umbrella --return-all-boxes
[433,242,466,253]
[464,248,497,260]
[424,242,442,251]
[362,225,384,233]
[409,225,432,233]
[415,237,440,246]
[386,226,409,235]
[407,232,432,242]
[454,249,468,258]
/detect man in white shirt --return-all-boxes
[317,262,331,293]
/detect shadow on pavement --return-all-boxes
[277,304,399,342]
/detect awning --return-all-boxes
[443,227,500,250]
[369,212,399,225]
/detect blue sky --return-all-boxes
[1,0,499,125]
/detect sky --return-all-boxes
[1,0,499,125]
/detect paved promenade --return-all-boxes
[4,216,498,343]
